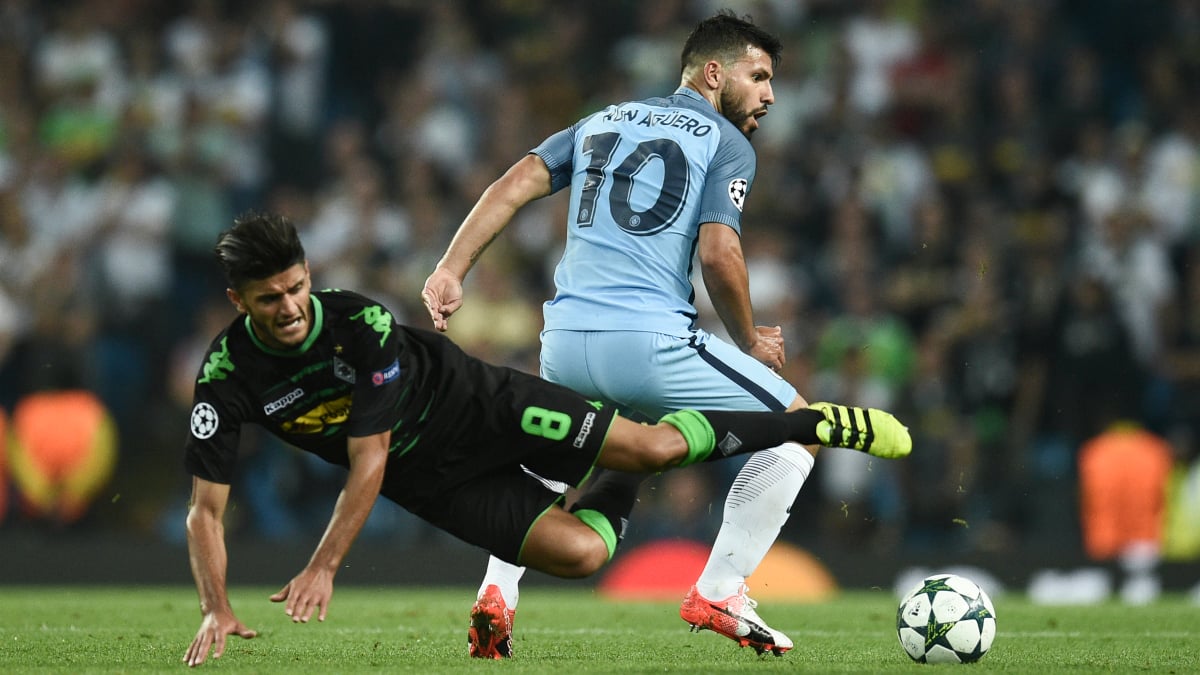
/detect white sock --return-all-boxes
[479,556,526,609]
[695,443,814,600]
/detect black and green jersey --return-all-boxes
[184,288,618,532]
[184,289,434,483]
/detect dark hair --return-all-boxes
[680,9,782,74]
[214,211,306,289]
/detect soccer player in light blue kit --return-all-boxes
[424,10,910,658]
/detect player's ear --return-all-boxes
[226,288,246,314]
[703,60,723,90]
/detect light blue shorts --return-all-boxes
[540,329,800,421]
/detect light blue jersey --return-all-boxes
[532,87,756,336]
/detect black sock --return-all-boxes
[568,468,644,545]
[694,408,824,460]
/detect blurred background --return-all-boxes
[0,0,1197,596]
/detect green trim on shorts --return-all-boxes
[573,405,619,489]
[593,407,618,471]
[573,508,617,560]
[660,409,716,466]
[516,494,567,564]
[571,406,618,492]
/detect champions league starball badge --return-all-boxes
[190,402,219,439]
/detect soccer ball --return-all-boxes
[896,573,996,664]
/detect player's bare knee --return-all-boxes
[586,537,613,575]
[554,533,610,578]
[573,544,610,577]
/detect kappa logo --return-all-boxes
[264,387,304,415]
[350,305,393,346]
[190,403,219,439]
[572,411,597,449]
[727,178,748,212]
[198,337,234,384]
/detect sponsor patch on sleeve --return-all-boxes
[370,358,402,386]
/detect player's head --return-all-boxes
[680,10,780,137]
[215,211,313,350]
[215,211,306,290]
[681,11,782,74]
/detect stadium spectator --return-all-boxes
[31,2,124,165]
[89,142,176,436]
[895,329,979,551]
[841,0,916,117]
[1081,204,1175,369]
[1078,418,1175,604]
[302,155,410,296]
[259,0,331,193]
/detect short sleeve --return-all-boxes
[183,381,244,484]
[341,304,405,439]
[696,133,757,235]
[530,124,580,194]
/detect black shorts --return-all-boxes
[380,353,618,564]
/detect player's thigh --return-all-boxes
[520,505,611,575]
[492,368,617,484]
[583,330,801,416]
[402,467,565,565]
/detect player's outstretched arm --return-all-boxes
[184,477,257,667]
[423,153,553,331]
[269,432,389,623]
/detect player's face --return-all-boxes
[719,46,775,138]
[227,262,313,350]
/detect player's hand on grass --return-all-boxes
[421,268,464,332]
[184,609,257,667]
[270,566,335,624]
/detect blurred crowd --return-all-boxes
[0,0,1197,564]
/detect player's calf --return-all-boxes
[660,405,911,466]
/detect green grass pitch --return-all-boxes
[0,586,1195,673]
